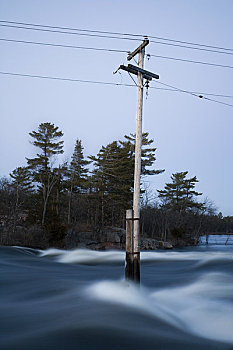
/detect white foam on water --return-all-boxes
[86,280,185,329]
[39,248,64,257]
[152,272,233,343]
[39,248,233,265]
[39,248,125,264]
[141,250,233,264]
[87,272,233,344]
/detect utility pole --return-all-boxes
[114,39,159,283]
[132,41,145,283]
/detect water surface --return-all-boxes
[0,235,233,349]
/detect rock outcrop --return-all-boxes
[65,227,173,250]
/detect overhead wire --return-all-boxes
[1,70,233,107]
[151,80,233,108]
[0,21,233,55]
[1,20,232,107]
[0,70,135,87]
[1,20,233,53]
[0,37,129,53]
[147,54,233,69]
[1,37,233,71]
[0,24,141,42]
[201,96,233,108]
[149,86,233,99]
[0,20,145,38]
[149,39,233,55]
[148,34,233,53]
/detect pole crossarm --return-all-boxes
[128,64,159,80]
[118,64,143,76]
[118,64,159,81]
[127,39,149,61]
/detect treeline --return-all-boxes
[0,122,232,248]
[141,171,233,242]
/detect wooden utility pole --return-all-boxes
[115,39,159,283]
[130,44,145,282]
[125,209,140,281]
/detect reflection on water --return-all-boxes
[0,235,233,350]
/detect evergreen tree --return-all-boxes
[10,167,33,193]
[0,177,14,226]
[158,171,203,212]
[10,167,33,231]
[67,139,90,225]
[26,122,64,225]
[89,141,134,227]
[70,139,89,191]
[121,132,165,176]
[89,132,162,227]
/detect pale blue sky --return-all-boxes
[0,0,233,215]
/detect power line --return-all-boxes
[0,38,128,53]
[0,70,135,87]
[0,20,145,38]
[148,54,233,70]
[152,81,233,108]
[1,22,233,56]
[150,86,233,99]
[149,35,233,53]
[201,96,233,108]
[192,92,233,99]
[149,39,233,56]
[0,24,233,55]
[1,20,233,53]
[1,70,233,107]
[1,37,233,71]
[0,24,141,42]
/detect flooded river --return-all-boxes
[0,235,233,349]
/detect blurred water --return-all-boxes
[0,235,233,349]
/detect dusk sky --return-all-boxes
[1,0,233,215]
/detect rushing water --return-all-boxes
[1,236,233,350]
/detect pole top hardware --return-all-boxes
[118,64,151,80]
[118,64,159,80]
[127,39,149,61]
[128,64,159,80]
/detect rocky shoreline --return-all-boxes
[65,227,198,250]
[0,225,199,250]
[66,229,174,250]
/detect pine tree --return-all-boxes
[158,171,203,212]
[0,178,12,224]
[67,139,90,225]
[88,132,164,228]
[89,141,134,227]
[10,167,33,193]
[70,139,89,190]
[26,122,64,225]
[121,132,165,176]
[10,166,33,231]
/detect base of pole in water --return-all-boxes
[125,252,140,283]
